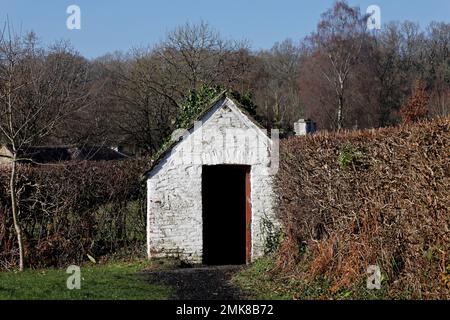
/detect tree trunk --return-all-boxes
[337,94,344,130]
[9,154,24,271]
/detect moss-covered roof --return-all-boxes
[144,90,266,177]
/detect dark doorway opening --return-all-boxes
[202,165,251,265]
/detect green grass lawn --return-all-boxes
[1,257,394,300]
[0,261,172,300]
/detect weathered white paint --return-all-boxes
[146,97,277,263]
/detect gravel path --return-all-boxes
[145,265,244,300]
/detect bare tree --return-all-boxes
[0,26,92,270]
[99,22,253,154]
[425,22,450,117]
[98,51,180,154]
[256,39,304,130]
[157,21,237,90]
[307,1,369,130]
[371,22,404,126]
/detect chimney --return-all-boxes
[294,119,316,136]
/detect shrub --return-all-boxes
[275,117,450,299]
[0,159,149,269]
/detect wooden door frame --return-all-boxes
[245,166,252,264]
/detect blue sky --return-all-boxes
[1,0,449,59]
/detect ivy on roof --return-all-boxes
[176,85,224,129]
[176,85,260,130]
[146,86,264,176]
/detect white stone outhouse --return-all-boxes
[145,93,277,265]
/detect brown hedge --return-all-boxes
[276,117,449,299]
[0,159,149,269]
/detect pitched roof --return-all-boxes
[1,145,129,163]
[144,91,267,177]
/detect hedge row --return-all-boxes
[0,159,149,269]
[276,117,449,299]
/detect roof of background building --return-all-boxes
[0,145,129,163]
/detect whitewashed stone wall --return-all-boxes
[147,97,277,263]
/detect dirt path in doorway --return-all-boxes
[145,265,245,300]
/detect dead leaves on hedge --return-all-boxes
[275,118,450,299]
